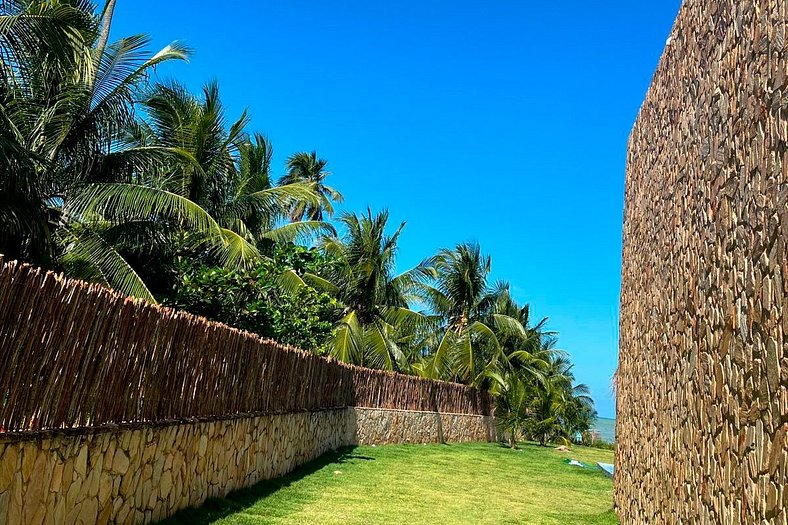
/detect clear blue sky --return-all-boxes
[113,1,682,418]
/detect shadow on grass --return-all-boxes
[156,446,373,525]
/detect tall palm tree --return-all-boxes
[294,210,433,370]
[496,373,530,448]
[414,243,530,387]
[227,135,335,253]
[77,81,330,278]
[496,340,596,448]
[0,0,189,300]
[515,350,596,446]
[281,151,343,221]
[484,287,557,384]
[541,353,596,438]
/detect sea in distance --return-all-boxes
[591,417,616,443]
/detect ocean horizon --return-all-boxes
[592,417,616,443]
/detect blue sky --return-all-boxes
[113,1,682,418]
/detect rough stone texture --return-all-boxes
[354,408,499,445]
[0,408,496,524]
[617,0,788,523]
[0,410,353,525]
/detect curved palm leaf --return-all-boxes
[66,183,223,238]
[59,226,155,302]
[211,226,261,269]
[332,310,363,364]
[260,220,336,244]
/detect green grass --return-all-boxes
[159,442,618,525]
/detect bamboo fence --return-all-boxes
[0,259,491,433]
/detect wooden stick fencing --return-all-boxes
[0,259,491,433]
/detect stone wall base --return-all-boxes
[353,407,499,445]
[0,407,497,524]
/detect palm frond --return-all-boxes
[331,310,363,364]
[261,220,336,244]
[66,183,223,238]
[59,226,155,302]
[211,227,261,269]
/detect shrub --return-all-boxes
[164,244,340,353]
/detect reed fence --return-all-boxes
[0,259,491,433]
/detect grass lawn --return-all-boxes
[159,442,618,525]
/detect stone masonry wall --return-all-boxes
[353,408,499,445]
[0,410,354,525]
[617,0,788,523]
[0,408,496,525]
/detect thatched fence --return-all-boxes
[0,258,491,434]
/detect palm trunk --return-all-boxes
[89,0,117,94]
[95,0,117,62]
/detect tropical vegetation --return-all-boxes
[0,0,597,444]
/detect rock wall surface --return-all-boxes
[617,0,788,523]
[0,410,354,525]
[0,408,496,524]
[353,408,499,445]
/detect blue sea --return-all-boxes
[591,417,616,443]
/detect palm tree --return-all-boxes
[227,136,336,254]
[0,2,328,300]
[485,287,550,360]
[137,83,334,259]
[0,0,188,300]
[496,373,530,449]
[513,350,596,446]
[281,151,343,221]
[542,353,596,440]
[294,209,433,370]
[72,81,333,289]
[414,243,530,387]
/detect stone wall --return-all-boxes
[617,0,788,523]
[0,409,354,525]
[0,408,497,524]
[353,408,499,445]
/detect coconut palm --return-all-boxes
[297,209,434,370]
[496,373,530,448]
[541,352,596,439]
[139,82,333,254]
[74,81,332,283]
[517,350,596,446]
[226,135,335,254]
[281,151,343,221]
[414,243,531,387]
[485,287,551,360]
[0,0,190,300]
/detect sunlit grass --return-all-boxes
[159,442,618,525]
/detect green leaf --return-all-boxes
[60,226,156,303]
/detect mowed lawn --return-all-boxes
[159,442,617,525]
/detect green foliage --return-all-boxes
[164,245,339,352]
[0,0,188,297]
[281,151,344,221]
[309,209,435,371]
[497,351,597,448]
[414,243,549,390]
[496,374,531,449]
